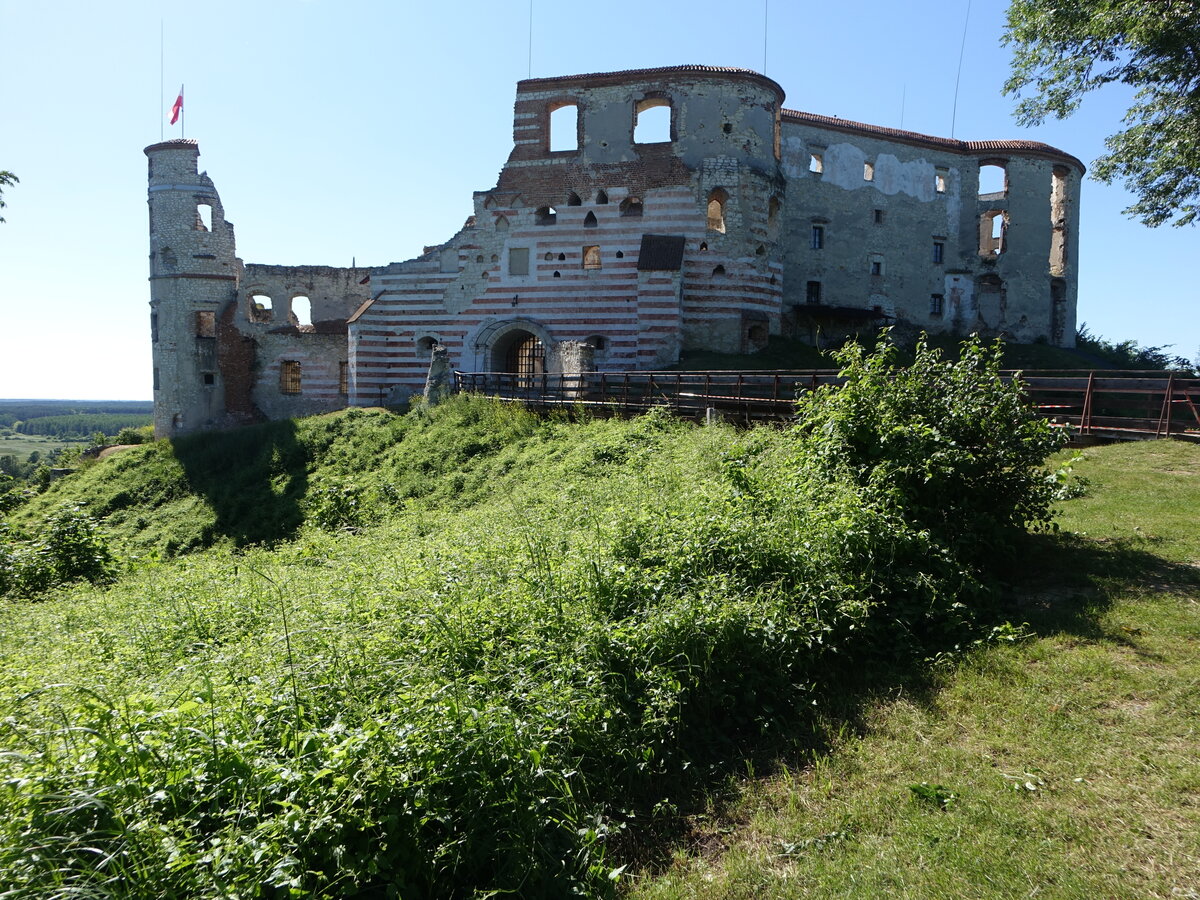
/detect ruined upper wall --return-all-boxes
[496,66,786,205]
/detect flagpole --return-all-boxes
[160,20,164,141]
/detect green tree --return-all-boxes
[0,170,16,223]
[1002,0,1200,226]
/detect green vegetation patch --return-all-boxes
[0,340,1073,896]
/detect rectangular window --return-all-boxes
[280,360,302,394]
[202,372,215,386]
[805,281,822,304]
[930,294,945,316]
[153,367,160,391]
[150,312,159,343]
[935,168,948,193]
[339,361,349,395]
[873,209,884,225]
[508,247,529,276]
[809,152,824,174]
[810,225,825,250]
[864,161,875,182]
[933,241,945,264]
[870,256,884,276]
[195,310,216,338]
[582,245,601,269]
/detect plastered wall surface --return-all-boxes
[147,65,1081,434]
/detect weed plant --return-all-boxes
[0,339,1067,897]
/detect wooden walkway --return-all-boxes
[454,369,1200,442]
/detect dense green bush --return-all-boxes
[0,340,1068,896]
[0,503,116,598]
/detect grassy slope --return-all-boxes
[634,441,1200,899]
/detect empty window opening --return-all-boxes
[544,251,555,261]
[553,270,561,278]
[806,281,822,304]
[596,189,609,204]
[870,255,884,276]
[722,122,733,134]
[416,336,438,355]
[978,162,1007,197]
[768,196,781,228]
[202,372,215,386]
[620,197,643,217]
[930,294,945,316]
[535,205,557,225]
[634,97,671,143]
[586,335,606,352]
[935,167,948,193]
[932,241,945,264]
[809,153,824,174]
[747,323,768,345]
[979,211,1008,256]
[195,310,216,337]
[196,203,212,231]
[582,245,602,269]
[873,209,884,224]
[810,225,825,250]
[291,296,312,328]
[863,162,875,182]
[615,250,624,258]
[549,103,578,152]
[755,244,766,256]
[508,247,529,276]
[280,361,302,394]
[712,264,726,276]
[491,254,499,262]
[150,312,159,343]
[699,241,708,252]
[1050,166,1069,275]
[584,210,598,228]
[249,294,273,323]
[567,191,582,206]
[153,368,160,391]
[339,361,349,395]
[558,252,566,261]
[706,187,728,233]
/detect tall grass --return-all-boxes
[0,340,1067,897]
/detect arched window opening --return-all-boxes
[596,189,609,205]
[549,103,578,152]
[755,244,766,256]
[249,293,273,323]
[979,211,1008,256]
[584,210,598,228]
[586,335,606,352]
[291,295,312,328]
[615,250,624,259]
[699,241,708,252]
[557,252,566,261]
[567,191,582,206]
[706,187,728,233]
[544,251,555,261]
[196,203,212,231]
[978,162,1007,197]
[747,323,768,347]
[620,197,643,217]
[417,336,439,356]
[863,161,875,182]
[535,206,557,225]
[712,264,726,277]
[634,97,671,143]
[495,214,509,231]
[582,245,601,269]
[553,270,561,278]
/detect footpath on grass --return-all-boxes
[634,440,1200,900]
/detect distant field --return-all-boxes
[0,399,152,446]
[0,431,81,462]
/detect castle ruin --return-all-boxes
[146,65,1082,436]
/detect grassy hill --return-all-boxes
[2,350,1197,897]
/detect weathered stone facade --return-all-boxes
[146,65,1081,435]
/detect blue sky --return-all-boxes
[1,0,1195,400]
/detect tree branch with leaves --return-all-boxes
[0,171,17,224]
[1003,0,1200,227]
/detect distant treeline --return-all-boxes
[0,400,153,431]
[12,414,153,438]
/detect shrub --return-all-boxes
[2,503,116,597]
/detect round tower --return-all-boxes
[144,139,239,437]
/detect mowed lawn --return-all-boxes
[634,440,1200,899]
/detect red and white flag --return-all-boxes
[169,86,183,125]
